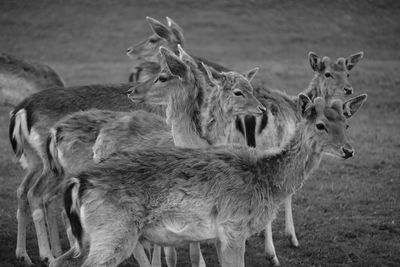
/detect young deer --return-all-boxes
[10,81,165,264]
[63,93,367,267]
[127,16,229,82]
[47,46,264,267]
[0,53,64,106]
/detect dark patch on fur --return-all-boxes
[258,113,269,134]
[64,182,83,247]
[9,111,17,154]
[45,135,63,177]
[128,72,135,82]
[235,116,245,136]
[244,115,256,148]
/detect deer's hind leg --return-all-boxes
[16,156,41,265]
[81,204,141,267]
[82,225,140,267]
[216,239,245,267]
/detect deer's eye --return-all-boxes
[324,72,333,78]
[149,38,158,44]
[233,89,244,97]
[155,74,169,83]
[316,122,327,132]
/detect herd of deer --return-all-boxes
[4,16,368,267]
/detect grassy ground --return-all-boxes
[0,0,399,266]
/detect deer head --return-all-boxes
[201,63,266,117]
[307,51,364,99]
[298,93,367,159]
[126,17,184,62]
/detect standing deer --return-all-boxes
[45,46,264,267]
[0,53,64,106]
[63,93,367,267]
[10,82,164,264]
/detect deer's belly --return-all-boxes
[142,217,217,246]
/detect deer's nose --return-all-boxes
[344,86,353,95]
[258,105,267,113]
[126,47,134,55]
[127,87,136,96]
[342,146,354,159]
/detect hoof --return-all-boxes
[266,255,280,267]
[289,236,299,248]
[16,250,33,266]
[41,255,54,265]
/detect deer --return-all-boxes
[0,53,65,106]
[43,46,263,267]
[127,16,229,83]
[10,81,165,264]
[62,91,367,267]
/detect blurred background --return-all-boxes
[0,0,399,266]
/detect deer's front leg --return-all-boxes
[264,222,280,266]
[284,194,299,247]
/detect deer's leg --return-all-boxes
[190,242,206,267]
[61,208,75,248]
[284,194,299,247]
[46,197,62,257]
[264,222,280,266]
[133,242,151,267]
[49,247,85,267]
[27,173,54,263]
[151,245,162,267]
[16,166,38,265]
[164,246,177,267]
[217,239,245,267]
[82,225,139,267]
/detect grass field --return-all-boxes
[0,0,399,266]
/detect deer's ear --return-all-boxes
[200,62,221,86]
[308,51,321,72]
[160,47,188,79]
[345,52,364,71]
[243,67,259,82]
[177,44,195,65]
[298,93,312,116]
[342,94,367,118]
[166,17,185,45]
[146,16,172,41]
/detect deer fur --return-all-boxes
[63,94,366,267]
[0,53,65,106]
[9,82,165,264]
[47,47,263,267]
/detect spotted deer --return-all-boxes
[0,53,64,106]
[63,93,367,267]
[45,46,264,267]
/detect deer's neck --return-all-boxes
[258,123,322,196]
[303,73,324,98]
[167,84,209,149]
[203,93,235,145]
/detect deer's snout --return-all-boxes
[258,105,267,113]
[344,86,353,95]
[342,146,354,159]
[126,47,135,56]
